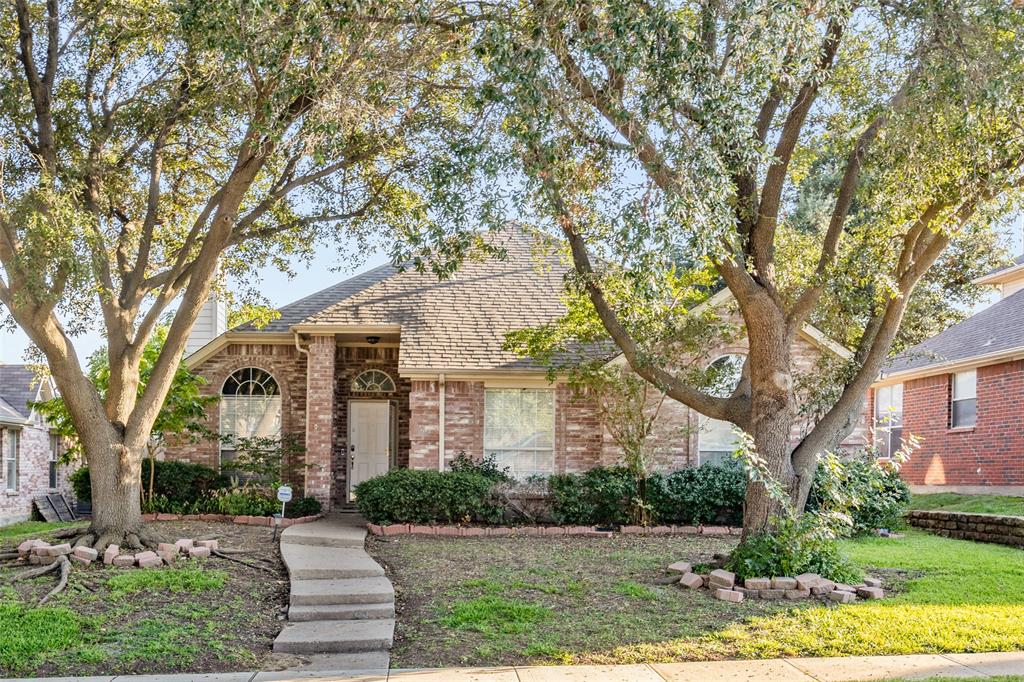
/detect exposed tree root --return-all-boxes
[0,551,21,561]
[211,549,277,573]
[39,556,70,606]
[70,526,166,553]
[50,527,81,540]
[73,533,96,549]
[9,559,62,582]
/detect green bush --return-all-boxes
[285,495,322,518]
[354,468,501,524]
[647,463,747,526]
[548,467,636,526]
[449,452,511,482]
[806,455,911,534]
[71,460,228,508]
[210,485,281,516]
[726,514,861,583]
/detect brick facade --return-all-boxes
[304,336,336,505]
[0,419,75,527]
[885,359,1024,488]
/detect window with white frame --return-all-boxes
[951,370,977,429]
[4,429,19,492]
[220,368,282,469]
[48,433,61,489]
[484,388,554,479]
[873,384,903,458]
[698,354,745,466]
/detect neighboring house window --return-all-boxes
[352,369,396,393]
[874,384,903,458]
[48,433,62,489]
[951,369,977,429]
[4,429,19,492]
[220,368,282,468]
[698,354,745,466]
[484,388,554,479]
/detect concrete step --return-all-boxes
[281,518,367,549]
[288,602,395,621]
[290,576,395,606]
[257,651,391,679]
[272,618,395,654]
[281,543,384,580]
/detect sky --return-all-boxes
[0,214,1021,365]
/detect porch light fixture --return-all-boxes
[365,335,381,345]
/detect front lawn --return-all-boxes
[368,529,1024,667]
[0,520,287,677]
[910,492,1024,517]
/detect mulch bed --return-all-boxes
[0,520,289,677]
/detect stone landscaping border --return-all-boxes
[140,512,324,528]
[667,563,886,603]
[367,523,743,537]
[906,509,1024,547]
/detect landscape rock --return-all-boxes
[134,551,161,568]
[103,544,120,565]
[786,588,811,599]
[39,543,73,557]
[760,589,785,599]
[72,546,98,563]
[112,554,136,567]
[679,573,705,589]
[744,577,771,591]
[157,543,179,555]
[829,590,856,603]
[195,539,219,550]
[834,583,856,592]
[771,576,797,590]
[188,545,211,558]
[795,573,821,590]
[708,569,736,589]
[158,550,177,564]
[18,539,44,557]
[713,588,744,603]
[667,561,692,574]
[864,577,882,588]
[174,538,195,551]
[857,586,884,599]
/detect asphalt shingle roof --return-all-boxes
[0,364,39,420]
[885,288,1024,375]
[238,227,611,372]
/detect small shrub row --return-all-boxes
[70,460,228,508]
[354,468,502,524]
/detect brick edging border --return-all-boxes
[367,523,743,538]
[141,512,325,528]
[906,509,1024,547]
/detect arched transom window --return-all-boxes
[352,369,396,393]
[698,354,745,466]
[220,367,282,468]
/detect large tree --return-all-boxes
[0,0,470,549]
[434,0,1024,534]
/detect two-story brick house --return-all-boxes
[166,226,859,510]
[870,255,1024,494]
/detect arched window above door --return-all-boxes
[352,369,396,393]
[698,354,746,466]
[220,367,282,470]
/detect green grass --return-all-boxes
[106,567,228,594]
[371,530,1024,667]
[910,493,1024,517]
[0,600,96,671]
[0,520,82,542]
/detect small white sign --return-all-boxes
[277,485,293,503]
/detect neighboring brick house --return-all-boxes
[870,255,1024,494]
[168,227,857,510]
[0,365,73,527]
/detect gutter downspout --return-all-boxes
[294,332,311,492]
[438,373,445,471]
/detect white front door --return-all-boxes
[349,400,391,499]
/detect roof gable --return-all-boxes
[0,364,42,422]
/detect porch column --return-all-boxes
[304,335,335,508]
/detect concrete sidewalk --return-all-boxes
[6,652,1024,682]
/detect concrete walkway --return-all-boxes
[5,652,1024,681]
[271,514,394,670]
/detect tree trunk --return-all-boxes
[741,403,796,537]
[85,435,148,549]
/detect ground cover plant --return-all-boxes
[368,529,1024,667]
[0,521,287,677]
[910,493,1024,518]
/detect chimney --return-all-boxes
[185,293,228,356]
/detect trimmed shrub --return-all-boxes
[285,495,323,518]
[210,485,280,516]
[647,463,746,526]
[448,452,512,482]
[354,468,501,524]
[806,456,911,534]
[548,467,636,526]
[70,460,228,508]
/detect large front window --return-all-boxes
[698,354,745,466]
[4,429,19,492]
[220,368,282,469]
[874,383,903,458]
[484,388,554,479]
[951,370,977,428]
